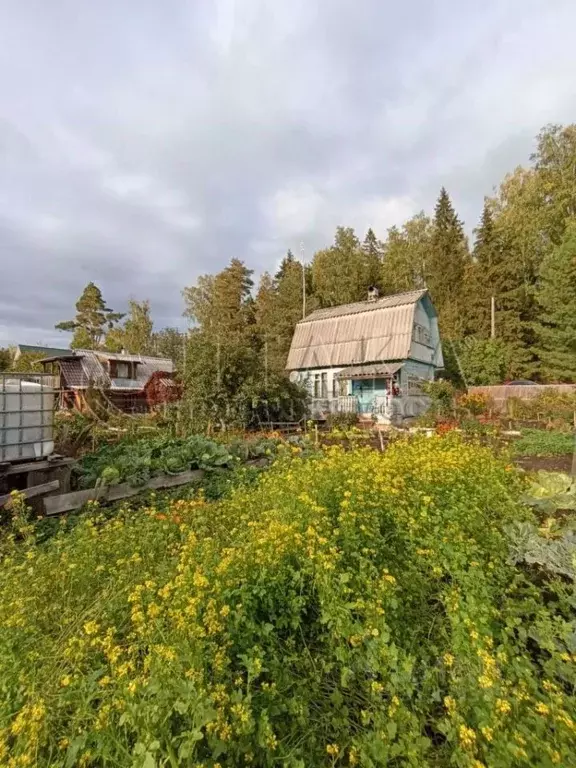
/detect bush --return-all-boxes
[325,411,359,430]
[1,437,575,767]
[422,379,455,419]
[506,389,576,425]
[458,392,493,416]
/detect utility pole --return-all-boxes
[490,296,496,339]
[300,241,306,320]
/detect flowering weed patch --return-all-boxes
[1,436,575,767]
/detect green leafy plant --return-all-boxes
[513,428,574,457]
[3,436,576,767]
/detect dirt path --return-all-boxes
[514,454,573,473]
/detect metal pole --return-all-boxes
[301,241,306,320]
[490,296,496,339]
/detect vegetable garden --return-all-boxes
[1,434,576,767]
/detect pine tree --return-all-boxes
[55,282,124,349]
[534,221,576,381]
[428,188,470,338]
[362,228,383,290]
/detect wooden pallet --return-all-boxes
[0,455,75,512]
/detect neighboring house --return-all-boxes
[40,350,180,413]
[286,288,443,423]
[13,344,73,361]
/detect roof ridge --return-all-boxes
[300,288,426,323]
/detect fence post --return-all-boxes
[572,411,576,478]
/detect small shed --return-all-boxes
[41,350,178,414]
[286,289,443,422]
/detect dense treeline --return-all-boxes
[4,123,574,424]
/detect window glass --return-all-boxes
[116,362,131,379]
[314,374,321,398]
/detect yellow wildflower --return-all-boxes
[481,726,493,742]
[458,724,476,750]
[443,653,454,667]
[83,620,100,636]
[326,744,340,757]
[496,698,511,715]
[535,702,550,716]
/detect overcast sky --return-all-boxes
[1,0,575,346]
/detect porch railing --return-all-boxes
[310,396,359,417]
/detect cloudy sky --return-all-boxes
[1,0,575,346]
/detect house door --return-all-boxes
[352,379,374,413]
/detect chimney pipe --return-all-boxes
[367,285,379,302]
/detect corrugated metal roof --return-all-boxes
[301,289,426,323]
[94,351,169,364]
[286,297,419,370]
[54,351,173,391]
[334,362,403,379]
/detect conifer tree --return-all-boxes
[464,201,499,338]
[534,221,576,381]
[55,282,124,349]
[427,188,469,338]
[312,227,378,306]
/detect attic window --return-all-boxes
[111,360,137,380]
[413,324,431,347]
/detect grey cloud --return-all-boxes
[0,0,575,345]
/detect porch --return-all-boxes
[308,363,431,424]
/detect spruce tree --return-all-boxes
[464,201,499,338]
[534,221,576,381]
[55,282,124,349]
[362,228,383,291]
[428,188,469,338]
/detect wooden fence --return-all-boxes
[468,385,576,413]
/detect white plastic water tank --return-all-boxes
[0,377,55,463]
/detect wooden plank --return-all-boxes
[1,457,75,477]
[0,480,60,508]
[44,469,205,516]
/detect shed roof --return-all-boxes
[17,344,73,358]
[286,290,428,371]
[334,362,403,379]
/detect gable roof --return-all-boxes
[47,350,174,391]
[286,289,429,371]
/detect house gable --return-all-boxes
[286,289,443,372]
